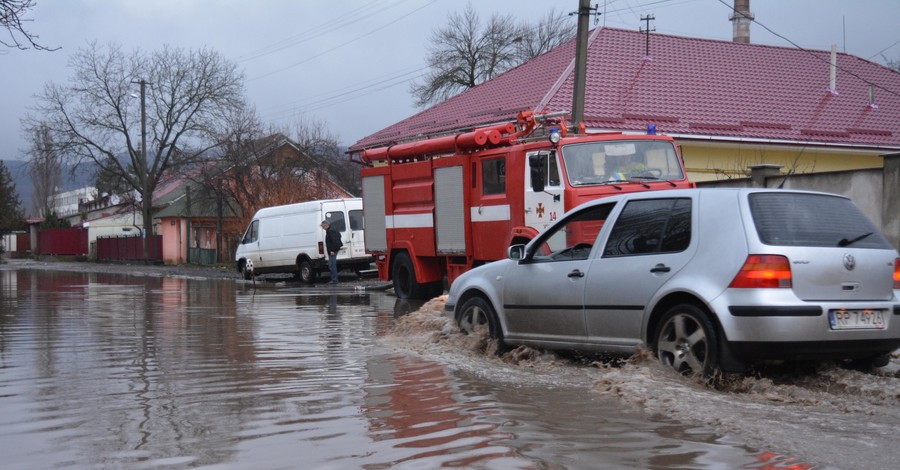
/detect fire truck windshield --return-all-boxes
[561,140,685,186]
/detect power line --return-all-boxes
[714,0,900,98]
[233,0,405,64]
[261,66,427,122]
[869,38,900,61]
[249,0,439,82]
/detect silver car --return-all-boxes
[445,188,900,375]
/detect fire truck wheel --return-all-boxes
[298,260,316,284]
[391,252,439,299]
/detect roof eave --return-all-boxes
[597,129,900,155]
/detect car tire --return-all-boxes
[391,252,441,299]
[655,303,719,377]
[456,296,507,353]
[298,260,315,284]
[848,352,891,370]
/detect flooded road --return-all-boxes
[0,267,897,469]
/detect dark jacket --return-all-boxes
[325,226,342,254]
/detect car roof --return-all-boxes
[576,187,850,208]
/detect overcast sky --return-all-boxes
[2,0,899,162]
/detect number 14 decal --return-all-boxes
[535,203,557,221]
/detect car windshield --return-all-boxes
[749,192,892,248]
[561,140,685,186]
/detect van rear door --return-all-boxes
[322,201,350,258]
[348,206,366,259]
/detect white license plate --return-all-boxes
[828,309,887,330]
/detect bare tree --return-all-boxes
[410,4,573,107]
[24,122,61,217]
[26,42,245,259]
[0,161,24,241]
[514,9,574,63]
[189,109,328,247]
[888,56,900,73]
[293,116,360,196]
[1,0,56,51]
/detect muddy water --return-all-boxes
[0,268,896,469]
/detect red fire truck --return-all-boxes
[358,111,694,299]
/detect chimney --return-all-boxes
[829,44,838,94]
[730,0,753,44]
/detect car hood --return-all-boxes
[450,258,516,296]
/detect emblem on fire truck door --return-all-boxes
[536,202,545,218]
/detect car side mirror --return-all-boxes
[508,244,526,261]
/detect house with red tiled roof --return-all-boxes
[350,27,900,182]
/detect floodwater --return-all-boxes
[0,268,897,469]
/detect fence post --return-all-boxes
[748,164,782,188]
[882,152,900,250]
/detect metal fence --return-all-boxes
[96,235,163,262]
[188,247,218,266]
[37,228,89,255]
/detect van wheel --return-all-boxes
[392,252,441,300]
[298,260,315,284]
[655,304,719,377]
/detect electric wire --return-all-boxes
[233,0,405,64]
[714,0,900,97]
[868,38,900,61]
[261,65,427,122]
[254,0,683,122]
[249,0,439,82]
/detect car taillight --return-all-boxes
[894,258,900,289]
[729,255,792,288]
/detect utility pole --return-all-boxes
[640,14,655,56]
[570,0,599,130]
[132,78,150,261]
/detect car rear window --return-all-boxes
[749,193,891,248]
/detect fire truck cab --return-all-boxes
[358,112,694,299]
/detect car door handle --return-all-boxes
[568,269,585,278]
[650,264,671,273]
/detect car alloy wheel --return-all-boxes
[656,304,718,376]
[456,296,508,353]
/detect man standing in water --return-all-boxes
[321,220,342,284]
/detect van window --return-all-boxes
[603,198,691,257]
[749,193,891,248]
[324,212,347,232]
[349,210,364,231]
[242,220,259,244]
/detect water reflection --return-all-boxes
[0,268,778,469]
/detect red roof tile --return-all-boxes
[351,27,900,152]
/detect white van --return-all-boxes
[234,198,373,283]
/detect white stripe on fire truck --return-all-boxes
[385,213,434,229]
[470,204,511,222]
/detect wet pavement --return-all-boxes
[0,263,896,469]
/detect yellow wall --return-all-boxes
[678,141,884,182]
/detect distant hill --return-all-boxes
[2,159,94,218]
